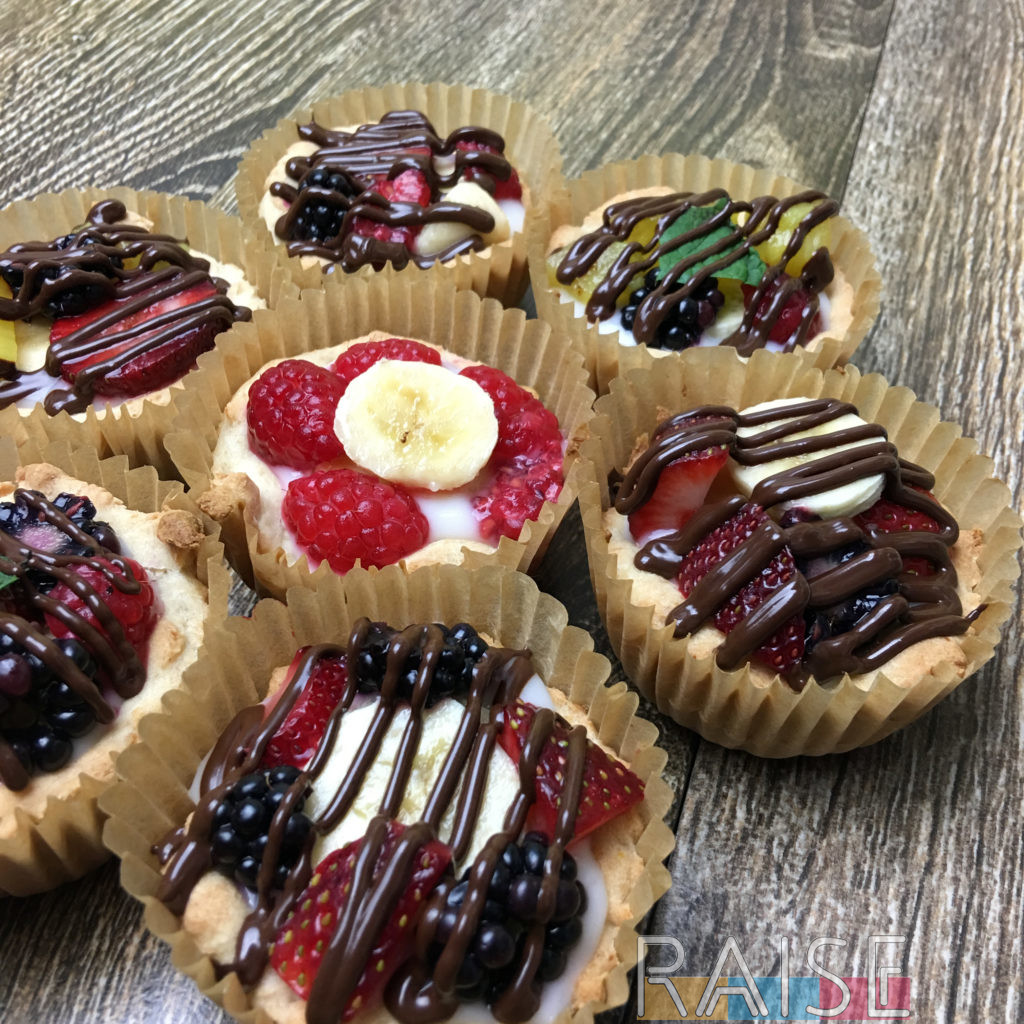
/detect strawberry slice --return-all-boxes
[52,280,222,397]
[270,820,451,1017]
[331,337,441,394]
[44,556,158,655]
[854,491,943,577]
[261,650,348,770]
[455,140,523,200]
[494,700,644,845]
[627,446,729,546]
[677,502,805,675]
[350,169,431,250]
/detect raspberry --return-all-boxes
[458,365,562,466]
[331,338,441,394]
[246,359,346,470]
[455,140,523,200]
[472,458,562,543]
[282,469,429,574]
[741,275,822,347]
[350,169,431,249]
[44,557,158,656]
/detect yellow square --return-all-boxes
[637,976,728,1020]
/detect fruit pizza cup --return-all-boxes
[101,561,673,1024]
[576,348,1021,756]
[527,153,881,393]
[0,186,297,478]
[0,434,228,896]
[165,274,595,599]
[236,81,563,305]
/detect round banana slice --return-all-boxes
[335,359,498,491]
[729,397,884,518]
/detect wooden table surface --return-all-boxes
[1,2,1022,1022]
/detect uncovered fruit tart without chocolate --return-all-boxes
[528,153,880,392]
[576,349,1020,756]
[165,276,594,598]
[0,451,225,896]
[237,82,563,302]
[101,564,673,1024]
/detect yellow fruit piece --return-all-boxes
[0,279,11,300]
[0,320,16,363]
[754,202,831,276]
[547,217,657,308]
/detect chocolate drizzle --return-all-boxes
[0,200,250,414]
[0,489,145,789]
[614,399,971,683]
[270,110,515,271]
[156,620,596,1023]
[554,189,837,354]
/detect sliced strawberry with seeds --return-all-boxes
[331,338,441,395]
[677,502,805,675]
[270,820,451,1017]
[494,699,644,845]
[261,650,348,770]
[627,446,729,546]
[741,276,822,346]
[350,169,431,249]
[53,280,225,397]
[854,491,942,576]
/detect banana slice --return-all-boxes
[335,359,498,491]
[729,397,885,518]
[414,180,510,257]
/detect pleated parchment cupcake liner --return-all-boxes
[526,152,882,394]
[576,347,1021,757]
[236,81,564,305]
[0,185,298,479]
[164,272,595,599]
[100,562,674,1024]
[0,436,229,896]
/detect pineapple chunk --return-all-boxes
[754,202,831,276]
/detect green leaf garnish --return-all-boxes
[657,198,766,286]
[0,570,16,592]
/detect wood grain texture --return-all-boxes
[2,0,1021,1022]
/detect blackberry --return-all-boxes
[209,765,313,890]
[296,166,358,197]
[0,490,117,590]
[0,253,117,319]
[353,622,489,705]
[429,833,587,1007]
[620,269,724,350]
[804,578,901,654]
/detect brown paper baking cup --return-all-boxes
[236,81,563,305]
[0,437,229,896]
[527,153,882,394]
[577,347,1021,757]
[100,562,674,1024]
[0,186,298,479]
[164,272,595,599]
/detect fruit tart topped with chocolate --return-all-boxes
[607,396,984,690]
[257,110,525,274]
[156,617,649,1024]
[0,199,256,416]
[546,186,848,356]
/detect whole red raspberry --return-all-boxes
[331,338,442,394]
[282,469,429,574]
[458,365,562,466]
[247,359,346,470]
[45,556,158,656]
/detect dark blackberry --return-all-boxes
[353,622,489,705]
[296,166,359,197]
[208,765,312,890]
[804,578,901,653]
[0,255,117,319]
[619,269,724,350]
[429,833,588,1010]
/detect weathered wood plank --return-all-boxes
[654,0,1024,1020]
